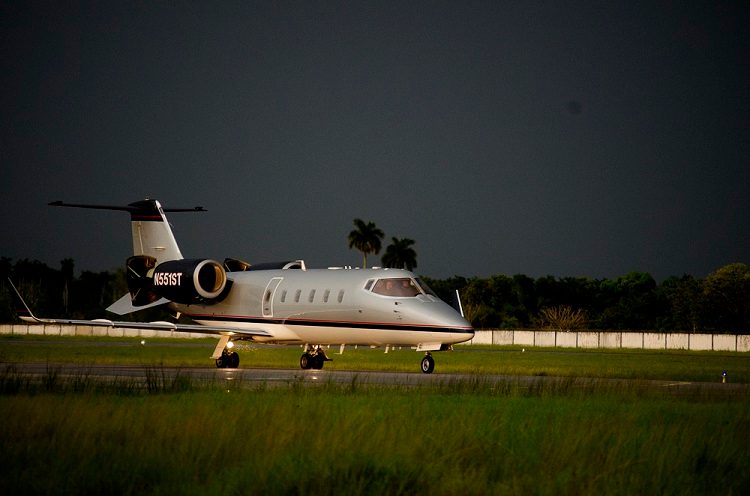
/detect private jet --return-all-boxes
[11,200,474,373]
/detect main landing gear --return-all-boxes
[213,336,240,369]
[300,345,332,370]
[215,349,240,368]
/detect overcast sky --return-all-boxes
[2,1,748,280]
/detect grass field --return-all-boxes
[1,335,749,383]
[1,336,749,495]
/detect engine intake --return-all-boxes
[152,259,228,304]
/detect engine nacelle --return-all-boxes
[152,258,228,304]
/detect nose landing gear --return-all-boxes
[420,353,435,374]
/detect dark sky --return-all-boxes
[2,1,748,280]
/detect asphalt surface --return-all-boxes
[3,362,748,398]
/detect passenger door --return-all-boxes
[262,277,283,318]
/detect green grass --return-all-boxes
[1,335,749,383]
[1,336,749,494]
[0,386,748,495]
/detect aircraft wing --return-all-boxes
[106,293,171,315]
[7,278,272,339]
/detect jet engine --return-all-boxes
[151,258,229,304]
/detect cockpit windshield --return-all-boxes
[371,278,422,297]
[414,278,437,297]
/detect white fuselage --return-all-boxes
[176,267,474,347]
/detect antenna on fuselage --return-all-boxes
[452,290,465,317]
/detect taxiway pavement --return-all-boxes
[3,362,748,398]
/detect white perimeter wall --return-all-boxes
[0,324,208,340]
[0,324,749,352]
[460,329,749,352]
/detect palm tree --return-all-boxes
[381,237,418,271]
[348,219,384,268]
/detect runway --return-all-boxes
[3,361,748,398]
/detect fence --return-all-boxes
[1,324,749,352]
[0,324,207,340]
[464,329,750,352]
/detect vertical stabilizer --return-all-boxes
[49,199,206,264]
[128,199,183,263]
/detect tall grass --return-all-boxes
[0,376,748,495]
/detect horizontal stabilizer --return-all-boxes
[49,200,206,214]
[106,293,170,315]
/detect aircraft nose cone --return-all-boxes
[425,301,474,341]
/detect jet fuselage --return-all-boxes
[180,267,474,347]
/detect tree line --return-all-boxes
[1,256,748,333]
[423,263,750,333]
[346,219,749,332]
[0,257,129,323]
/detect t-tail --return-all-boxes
[49,199,202,263]
[49,199,220,313]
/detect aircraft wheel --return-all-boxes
[215,356,225,368]
[228,352,240,368]
[312,354,325,370]
[421,354,435,374]
[300,353,312,370]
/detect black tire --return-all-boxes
[312,354,325,370]
[215,356,225,368]
[300,353,312,370]
[421,355,435,374]
[229,352,240,368]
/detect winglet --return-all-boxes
[6,278,40,323]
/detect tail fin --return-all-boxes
[49,199,205,264]
[125,199,184,263]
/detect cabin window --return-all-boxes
[294,289,301,303]
[308,289,316,303]
[338,290,345,303]
[371,278,421,297]
[323,289,330,303]
[280,289,287,303]
[264,290,272,304]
